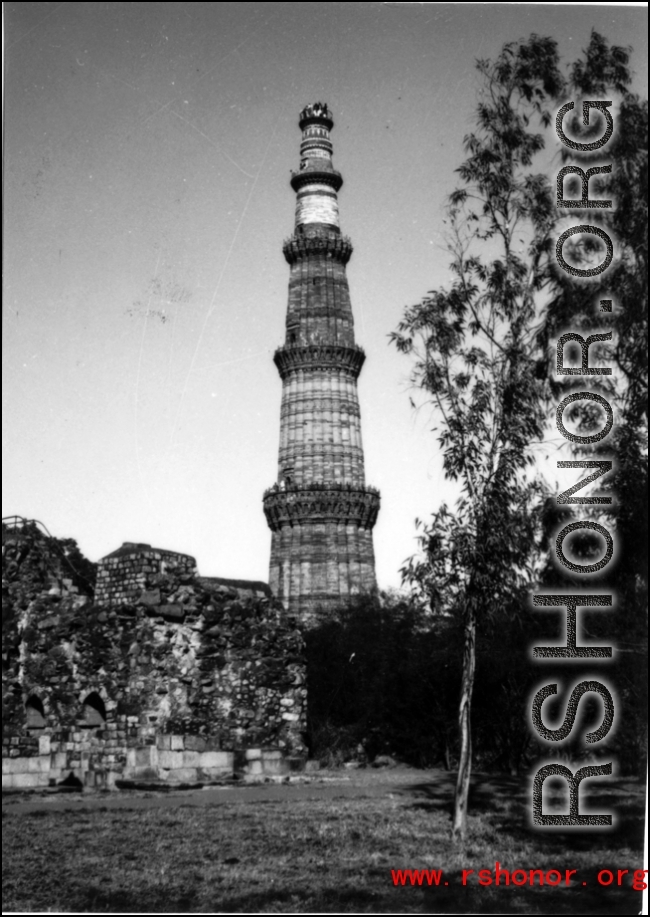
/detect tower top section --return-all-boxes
[291,101,342,230]
[298,101,333,130]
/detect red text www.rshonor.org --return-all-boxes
[391,863,648,890]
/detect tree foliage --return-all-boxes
[391,33,568,841]
[537,45,648,782]
[2,519,96,613]
[305,593,547,774]
[306,594,460,768]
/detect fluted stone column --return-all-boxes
[264,102,380,625]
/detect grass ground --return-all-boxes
[2,769,646,914]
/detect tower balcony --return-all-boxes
[282,232,353,265]
[273,343,366,380]
[290,168,343,193]
[298,102,334,130]
[263,482,380,531]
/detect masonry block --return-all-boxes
[166,767,198,783]
[261,751,288,776]
[128,766,159,781]
[184,735,207,752]
[261,750,283,762]
[162,605,184,619]
[158,750,183,769]
[198,751,233,770]
[3,756,48,776]
[202,736,223,752]
[136,746,158,768]
[28,756,51,774]
[260,750,287,776]
[105,771,119,790]
[8,772,46,788]
[126,747,159,768]
[199,766,232,780]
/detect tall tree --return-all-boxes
[391,31,638,840]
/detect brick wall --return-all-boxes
[94,543,197,606]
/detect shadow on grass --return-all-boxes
[59,883,386,914]
[393,771,646,914]
[215,886,383,914]
[420,872,643,916]
[74,874,643,915]
[400,772,646,851]
[74,886,200,914]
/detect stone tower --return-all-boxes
[263,102,380,623]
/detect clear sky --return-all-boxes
[3,2,647,587]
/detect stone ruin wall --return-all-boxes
[94,543,199,606]
[2,531,307,790]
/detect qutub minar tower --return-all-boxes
[263,102,380,621]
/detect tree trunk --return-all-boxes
[443,736,451,772]
[452,599,477,842]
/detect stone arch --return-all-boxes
[80,691,107,728]
[25,695,46,731]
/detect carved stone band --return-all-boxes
[283,233,353,265]
[263,485,381,531]
[290,169,343,193]
[274,344,366,380]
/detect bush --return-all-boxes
[305,594,461,768]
